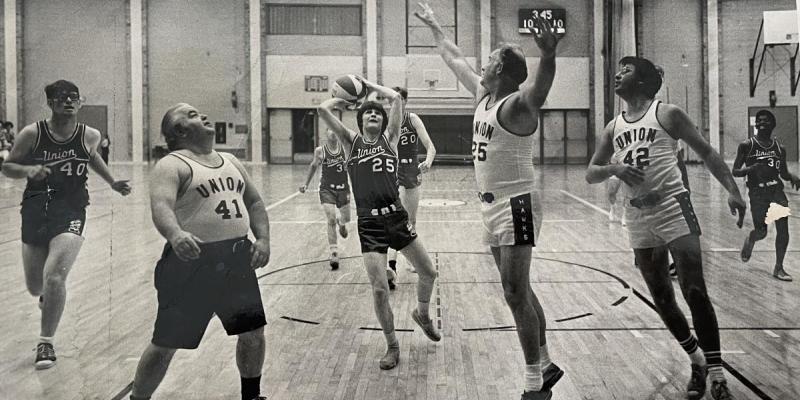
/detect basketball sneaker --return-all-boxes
[386,267,397,290]
[541,363,564,391]
[773,268,793,281]
[740,235,754,262]
[411,309,441,342]
[687,363,707,400]
[710,380,732,400]
[379,345,400,370]
[521,390,552,400]
[330,252,339,271]
[35,342,56,370]
[338,221,348,238]
[38,295,43,310]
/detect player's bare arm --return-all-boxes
[586,120,644,185]
[359,79,403,146]
[659,103,746,221]
[411,113,436,173]
[226,153,271,269]
[85,127,131,195]
[1,124,50,180]
[731,141,753,178]
[300,146,324,193]
[504,16,559,134]
[414,2,483,98]
[149,156,203,261]
[777,144,800,190]
[318,98,357,154]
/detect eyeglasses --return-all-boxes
[52,93,83,103]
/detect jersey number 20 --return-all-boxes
[215,199,244,219]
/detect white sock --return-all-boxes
[688,348,706,366]
[39,336,53,344]
[524,363,543,392]
[384,331,399,348]
[708,365,725,382]
[329,244,338,254]
[417,302,430,319]
[539,344,552,369]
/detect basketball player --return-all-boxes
[129,104,269,400]
[733,110,800,281]
[586,56,746,400]
[318,78,440,370]
[299,128,351,270]
[0,121,12,167]
[386,86,437,289]
[416,4,562,399]
[1,80,131,369]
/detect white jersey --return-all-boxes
[171,151,250,242]
[611,100,686,201]
[472,93,536,194]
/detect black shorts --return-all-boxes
[319,186,350,208]
[398,162,421,189]
[749,189,789,230]
[151,237,267,349]
[21,198,86,245]
[357,208,417,254]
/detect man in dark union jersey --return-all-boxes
[733,109,800,281]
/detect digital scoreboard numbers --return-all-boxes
[518,9,566,35]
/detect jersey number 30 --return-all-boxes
[623,148,649,168]
[215,199,244,219]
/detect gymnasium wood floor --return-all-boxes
[0,163,798,400]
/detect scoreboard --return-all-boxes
[518,9,566,35]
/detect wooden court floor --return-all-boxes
[0,163,797,400]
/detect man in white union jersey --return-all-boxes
[587,57,746,400]
[130,104,270,400]
[416,4,563,399]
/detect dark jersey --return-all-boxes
[397,112,419,161]
[23,121,91,208]
[744,137,783,191]
[319,143,349,190]
[347,134,399,210]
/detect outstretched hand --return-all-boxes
[413,2,440,28]
[791,175,800,191]
[111,180,131,196]
[531,15,559,57]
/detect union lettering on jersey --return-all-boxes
[347,134,399,210]
[744,138,783,190]
[320,144,348,189]
[611,100,686,201]
[24,121,92,207]
[171,152,251,242]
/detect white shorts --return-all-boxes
[480,191,542,247]
[0,149,8,159]
[625,191,700,249]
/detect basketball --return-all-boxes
[330,74,366,102]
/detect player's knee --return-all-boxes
[238,327,265,346]
[501,282,528,309]
[683,285,710,307]
[371,285,389,301]
[651,288,677,310]
[754,227,768,240]
[326,217,337,227]
[43,271,68,288]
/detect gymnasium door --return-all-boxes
[539,110,590,164]
[416,115,473,163]
[292,109,317,163]
[747,106,798,161]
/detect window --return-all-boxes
[266,4,361,36]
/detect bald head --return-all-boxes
[161,103,191,151]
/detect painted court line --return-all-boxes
[560,190,610,217]
[630,330,644,338]
[266,191,302,211]
[763,330,780,338]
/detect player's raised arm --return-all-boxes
[318,98,357,153]
[361,79,404,143]
[518,16,559,111]
[414,2,482,97]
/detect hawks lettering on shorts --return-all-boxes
[611,100,686,201]
[510,193,535,245]
[397,112,419,162]
[24,121,91,206]
[320,144,348,190]
[744,138,783,191]
[347,135,399,210]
